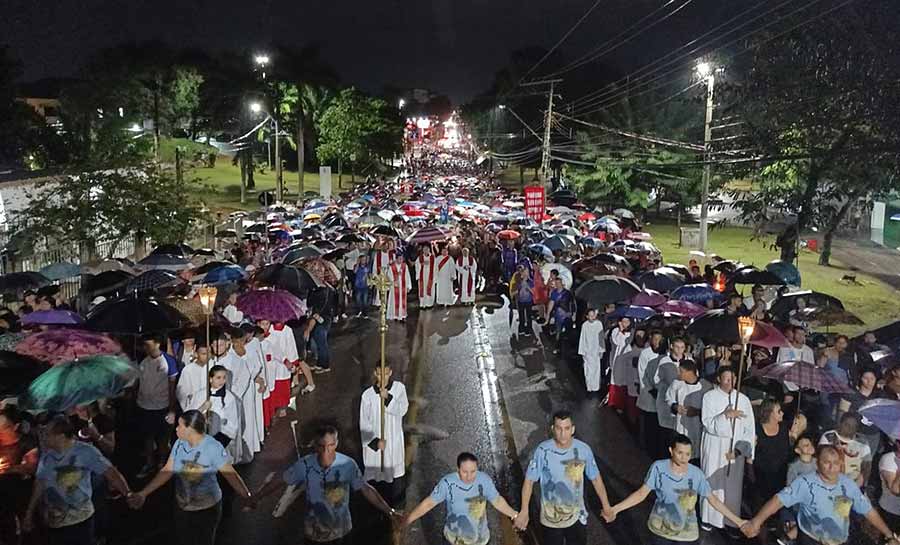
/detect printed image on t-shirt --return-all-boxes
[430,472,499,545]
[644,461,710,542]
[525,440,599,529]
[37,443,111,528]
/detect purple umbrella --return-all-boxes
[15,329,122,365]
[756,360,854,395]
[671,283,723,305]
[236,289,305,323]
[22,310,84,326]
[656,300,707,319]
[631,289,666,307]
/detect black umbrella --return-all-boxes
[728,267,786,286]
[664,263,691,277]
[323,248,351,261]
[192,248,217,257]
[312,240,337,250]
[0,272,51,296]
[322,214,348,229]
[638,267,687,293]
[126,270,182,293]
[711,260,744,274]
[283,246,324,263]
[86,296,189,334]
[371,225,400,238]
[336,233,365,244]
[685,310,741,344]
[574,276,641,307]
[770,290,845,318]
[244,223,267,234]
[252,263,321,297]
[150,243,193,257]
[214,229,237,239]
[0,351,49,397]
[82,270,133,295]
[542,235,577,252]
[193,261,233,275]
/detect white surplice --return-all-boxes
[578,319,606,392]
[221,346,264,460]
[207,386,243,462]
[700,386,756,528]
[608,328,632,384]
[654,356,682,430]
[456,255,478,304]
[386,262,412,321]
[666,378,712,449]
[176,362,208,412]
[244,339,267,444]
[415,254,437,308]
[359,380,409,482]
[434,255,457,306]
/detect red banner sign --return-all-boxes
[524,185,546,222]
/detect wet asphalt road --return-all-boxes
[111,295,742,545]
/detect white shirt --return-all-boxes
[137,354,176,410]
[819,430,872,482]
[879,452,900,515]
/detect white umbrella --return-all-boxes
[542,263,573,289]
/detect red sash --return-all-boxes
[457,256,474,296]
[418,255,435,297]
[438,255,451,270]
[390,263,406,315]
[376,250,394,273]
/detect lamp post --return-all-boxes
[198,285,218,415]
[727,315,755,476]
[697,61,716,252]
[250,102,282,203]
[254,54,270,80]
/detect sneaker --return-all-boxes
[314,367,332,374]
[301,384,316,395]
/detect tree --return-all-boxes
[721,0,900,263]
[18,164,204,258]
[278,83,332,194]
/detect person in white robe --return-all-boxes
[456,248,478,304]
[221,327,265,461]
[359,366,408,496]
[701,366,755,529]
[261,321,301,422]
[201,365,244,461]
[434,246,457,307]
[244,329,267,444]
[371,240,396,307]
[386,255,412,321]
[578,308,605,392]
[606,317,633,409]
[176,345,210,412]
[415,245,437,309]
[665,359,712,454]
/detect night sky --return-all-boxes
[3,0,748,102]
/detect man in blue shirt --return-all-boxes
[515,410,613,545]
[604,434,746,545]
[402,452,519,544]
[744,444,900,545]
[255,425,401,544]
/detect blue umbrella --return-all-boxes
[527,244,554,260]
[579,237,603,248]
[859,398,900,440]
[39,262,82,281]
[609,305,657,321]
[766,260,801,286]
[203,265,246,285]
[671,283,724,305]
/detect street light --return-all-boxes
[254,54,270,66]
[498,104,506,110]
[249,101,282,203]
[398,98,406,109]
[697,60,718,252]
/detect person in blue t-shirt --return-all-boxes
[24,415,131,545]
[402,451,519,545]
[604,434,746,545]
[255,424,401,543]
[515,410,613,545]
[128,411,253,545]
[352,254,371,317]
[744,444,900,545]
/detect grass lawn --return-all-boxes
[645,221,900,335]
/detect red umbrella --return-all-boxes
[578,212,596,222]
[498,230,521,240]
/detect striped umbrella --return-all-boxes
[236,289,305,323]
[406,225,450,245]
[756,360,854,394]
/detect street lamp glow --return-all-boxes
[498,104,506,110]
[249,102,263,113]
[398,98,406,109]
[696,62,712,78]
[254,54,270,66]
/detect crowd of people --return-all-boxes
[0,144,899,545]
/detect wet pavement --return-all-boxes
[111,295,747,545]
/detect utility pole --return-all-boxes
[698,64,716,252]
[521,79,562,189]
[274,115,282,203]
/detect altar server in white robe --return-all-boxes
[456,247,478,304]
[221,326,265,460]
[386,255,411,321]
[700,366,755,529]
[359,365,408,488]
[176,344,210,412]
[201,364,244,461]
[434,246,457,307]
[243,326,267,444]
[578,308,605,392]
[415,245,437,309]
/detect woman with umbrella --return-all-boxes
[127,411,254,545]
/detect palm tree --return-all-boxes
[279,83,333,195]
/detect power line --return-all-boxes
[558,112,704,151]
[519,0,607,83]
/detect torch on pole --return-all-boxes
[368,272,393,471]
[727,316,755,477]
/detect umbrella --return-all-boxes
[83,259,134,274]
[370,225,400,238]
[0,332,27,352]
[729,268,786,286]
[136,253,192,271]
[671,283,723,305]
[859,399,900,440]
[86,296,189,334]
[406,226,450,245]
[82,270,133,295]
[126,270,182,293]
[357,214,387,226]
[765,260,801,286]
[541,263,573,289]
[282,246,324,263]
[150,243,193,257]
[770,291,845,318]
[757,360,853,395]
[214,229,237,238]
[164,297,206,326]
[631,289,667,307]
[0,351,49,397]
[579,237,604,248]
[39,262,82,281]
[664,264,692,277]
[252,263,322,297]
[610,305,657,321]
[638,267,686,293]
[336,233,366,244]
[193,261,233,275]
[14,329,122,365]
[686,311,790,347]
[593,222,622,235]
[498,230,521,240]
[627,232,652,241]
[0,272,50,295]
[581,253,632,272]
[541,235,577,252]
[203,265,246,285]
[19,355,139,412]
[236,289,305,322]
[747,321,792,349]
[655,300,707,319]
[527,244,554,260]
[574,276,641,307]
[612,208,635,219]
[795,307,864,328]
[21,309,84,326]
